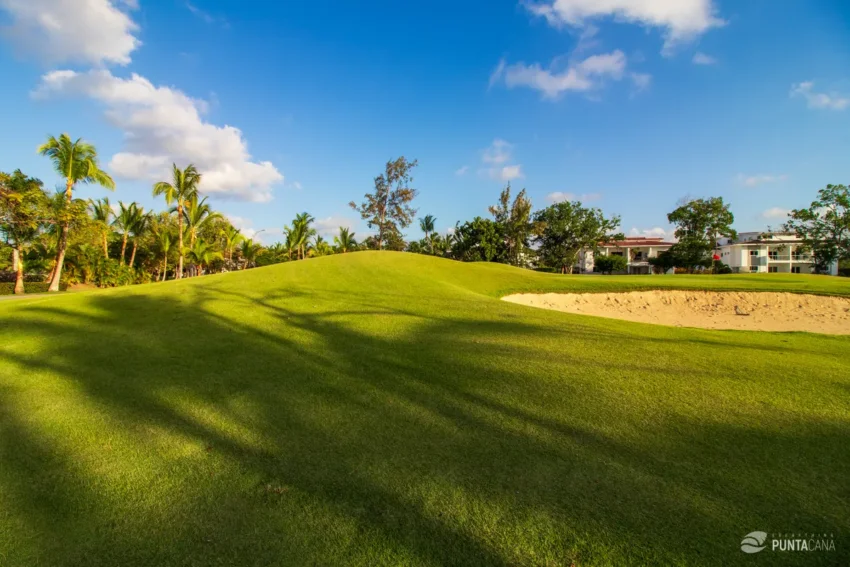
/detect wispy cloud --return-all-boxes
[186,2,229,27]
[761,207,791,220]
[692,52,717,65]
[455,165,469,176]
[546,191,602,203]
[736,173,788,188]
[490,50,629,100]
[629,227,676,240]
[479,140,523,181]
[523,0,725,54]
[790,81,850,110]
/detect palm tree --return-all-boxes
[419,214,436,252]
[154,227,174,281]
[238,239,263,268]
[310,235,334,257]
[334,227,357,253]
[220,224,244,262]
[89,197,112,259]
[287,212,315,260]
[187,239,222,275]
[113,201,140,265]
[37,134,115,291]
[128,210,151,268]
[152,164,201,279]
[183,195,221,248]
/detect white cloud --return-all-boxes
[186,2,214,24]
[630,72,652,92]
[479,139,523,181]
[455,165,469,176]
[546,191,602,203]
[736,173,788,188]
[314,216,356,238]
[629,227,676,241]
[0,0,140,65]
[497,165,524,181]
[761,207,791,220]
[692,52,716,65]
[524,0,724,53]
[34,69,283,202]
[491,50,628,99]
[790,81,850,111]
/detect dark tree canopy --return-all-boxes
[667,197,736,272]
[783,184,850,273]
[533,201,622,274]
[350,157,419,250]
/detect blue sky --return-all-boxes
[0,0,848,243]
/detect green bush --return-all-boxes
[0,281,68,295]
[92,258,137,288]
[594,255,628,274]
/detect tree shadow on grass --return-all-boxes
[0,287,848,566]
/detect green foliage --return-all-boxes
[92,257,138,287]
[533,201,622,274]
[333,227,357,253]
[0,281,68,294]
[667,197,735,273]
[489,184,536,266]
[593,254,628,274]
[349,156,418,249]
[648,250,676,274]
[783,184,850,273]
[451,217,505,262]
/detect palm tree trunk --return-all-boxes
[48,180,74,293]
[13,248,24,295]
[162,256,168,281]
[102,231,109,259]
[120,233,128,265]
[48,222,69,292]
[129,240,138,267]
[177,204,184,279]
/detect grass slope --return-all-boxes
[1,252,848,566]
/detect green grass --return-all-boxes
[1,252,848,566]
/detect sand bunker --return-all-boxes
[502,290,850,334]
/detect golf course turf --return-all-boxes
[1,252,848,566]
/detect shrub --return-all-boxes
[0,281,68,295]
[594,255,628,274]
[92,258,137,288]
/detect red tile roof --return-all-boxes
[599,237,675,247]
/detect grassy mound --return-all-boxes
[1,252,848,566]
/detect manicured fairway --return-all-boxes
[1,252,848,566]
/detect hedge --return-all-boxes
[0,282,68,295]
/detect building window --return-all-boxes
[749,250,759,256]
[750,266,759,272]
[792,266,801,274]
[768,266,778,273]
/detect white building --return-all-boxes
[716,231,837,274]
[577,237,675,274]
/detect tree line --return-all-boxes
[3,134,849,294]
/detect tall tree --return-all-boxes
[0,171,49,294]
[783,184,850,273]
[89,197,112,259]
[129,210,151,268]
[113,201,140,265]
[183,195,221,248]
[334,227,357,253]
[285,212,316,260]
[219,224,244,262]
[37,134,115,291]
[451,217,505,263]
[667,197,736,273]
[350,157,419,249]
[419,214,436,252]
[154,225,175,281]
[489,184,535,266]
[533,201,622,274]
[153,164,201,279]
[239,239,263,268]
